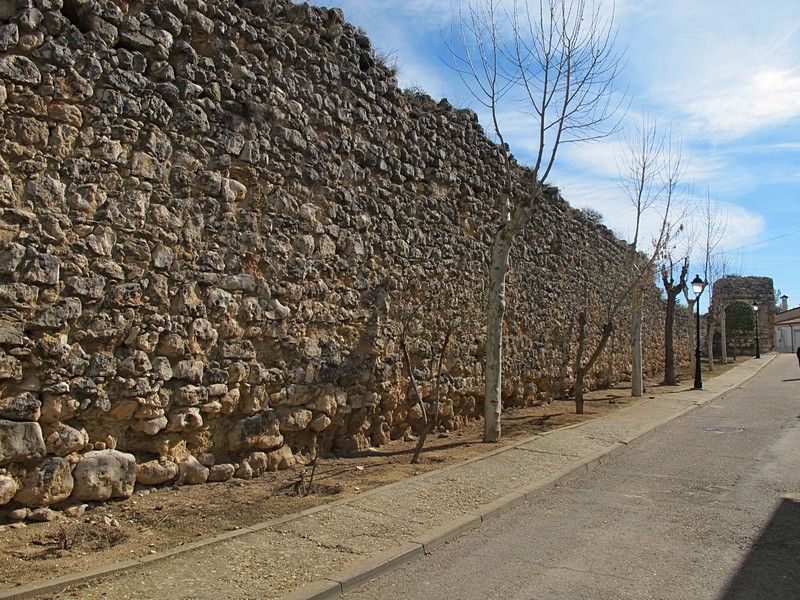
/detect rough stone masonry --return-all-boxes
[0,0,688,515]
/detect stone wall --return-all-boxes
[709,275,775,356]
[0,0,688,514]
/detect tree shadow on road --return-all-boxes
[718,496,800,599]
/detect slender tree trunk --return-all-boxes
[575,370,586,415]
[412,325,454,463]
[412,405,433,464]
[719,310,728,364]
[401,331,428,464]
[483,185,544,442]
[631,290,643,397]
[687,297,696,376]
[662,262,687,386]
[706,312,715,372]
[574,311,614,415]
[574,311,588,415]
[663,293,677,385]
[484,235,512,442]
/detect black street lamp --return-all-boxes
[752,301,761,358]
[692,274,706,390]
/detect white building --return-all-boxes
[774,304,800,353]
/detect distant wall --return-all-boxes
[0,0,688,512]
[710,276,775,356]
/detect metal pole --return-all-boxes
[694,298,702,389]
[755,316,761,358]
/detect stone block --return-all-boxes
[13,456,74,507]
[131,415,168,436]
[0,391,39,421]
[71,450,137,501]
[40,394,80,423]
[136,459,178,485]
[165,407,203,432]
[29,297,82,330]
[173,359,204,383]
[207,463,235,482]
[43,422,88,456]
[0,474,17,506]
[227,411,283,453]
[277,407,313,432]
[0,420,45,465]
[171,385,208,407]
[105,283,143,307]
[176,455,208,485]
[267,445,295,471]
[0,243,25,274]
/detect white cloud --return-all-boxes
[670,69,800,140]
[620,0,800,141]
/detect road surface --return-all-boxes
[345,354,800,599]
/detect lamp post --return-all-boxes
[692,275,706,390]
[752,301,761,359]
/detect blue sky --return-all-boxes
[311,0,800,312]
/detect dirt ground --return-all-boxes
[0,361,743,592]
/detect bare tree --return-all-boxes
[572,251,659,414]
[653,132,691,386]
[398,301,460,464]
[616,115,665,397]
[571,117,680,413]
[394,281,474,463]
[660,234,689,385]
[697,190,729,372]
[449,0,626,440]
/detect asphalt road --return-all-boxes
[345,354,800,600]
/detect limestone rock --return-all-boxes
[267,445,295,471]
[227,412,283,453]
[0,243,25,275]
[0,474,18,505]
[40,394,80,423]
[13,457,74,507]
[0,421,45,465]
[235,451,269,480]
[0,392,41,421]
[7,508,28,522]
[28,507,66,522]
[63,503,89,518]
[309,413,332,433]
[165,407,203,432]
[44,422,88,456]
[173,360,204,383]
[207,463,235,482]
[172,385,208,407]
[0,55,41,84]
[131,416,168,436]
[277,407,313,432]
[176,455,208,485]
[234,461,253,480]
[71,450,137,501]
[136,459,178,485]
[0,322,24,345]
[0,352,22,381]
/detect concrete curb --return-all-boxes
[0,355,778,600]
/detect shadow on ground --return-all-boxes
[718,496,800,599]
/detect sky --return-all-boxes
[310,0,800,312]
